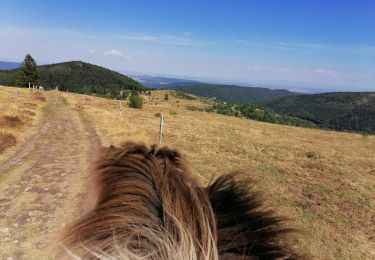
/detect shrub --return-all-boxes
[186,105,204,112]
[154,112,162,117]
[306,151,318,159]
[164,93,169,101]
[169,110,177,115]
[128,93,143,109]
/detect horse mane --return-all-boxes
[207,173,299,259]
[62,142,300,259]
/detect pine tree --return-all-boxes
[18,54,40,87]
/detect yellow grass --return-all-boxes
[61,90,375,259]
[0,85,46,161]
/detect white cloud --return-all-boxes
[89,49,95,53]
[104,49,123,57]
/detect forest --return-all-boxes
[0,60,144,99]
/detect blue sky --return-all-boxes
[0,0,374,91]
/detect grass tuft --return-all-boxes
[0,115,24,128]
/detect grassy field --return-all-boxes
[0,86,373,259]
[61,90,375,259]
[0,85,46,161]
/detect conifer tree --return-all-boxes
[18,54,40,87]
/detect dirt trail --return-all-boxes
[0,93,100,259]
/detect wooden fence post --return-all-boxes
[15,90,19,104]
[159,113,164,145]
[119,100,122,117]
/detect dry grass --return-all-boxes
[61,90,375,259]
[0,86,46,158]
[31,92,47,102]
[0,132,16,152]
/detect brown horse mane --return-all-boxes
[62,141,300,259]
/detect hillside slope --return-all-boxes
[167,83,297,103]
[61,89,375,259]
[264,92,375,133]
[0,61,144,98]
[0,87,374,259]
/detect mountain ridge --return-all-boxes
[0,61,21,70]
[165,82,297,103]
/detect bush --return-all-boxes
[129,93,143,109]
[186,105,204,112]
[164,93,169,101]
[306,151,318,159]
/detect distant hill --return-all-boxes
[264,92,375,133]
[166,83,297,103]
[128,74,200,88]
[0,61,144,98]
[0,61,20,70]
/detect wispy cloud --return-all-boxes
[121,33,212,46]
[246,65,293,73]
[235,39,375,55]
[302,68,340,78]
[104,49,124,56]
[235,40,297,51]
[182,31,195,37]
[122,35,158,41]
[245,64,344,78]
